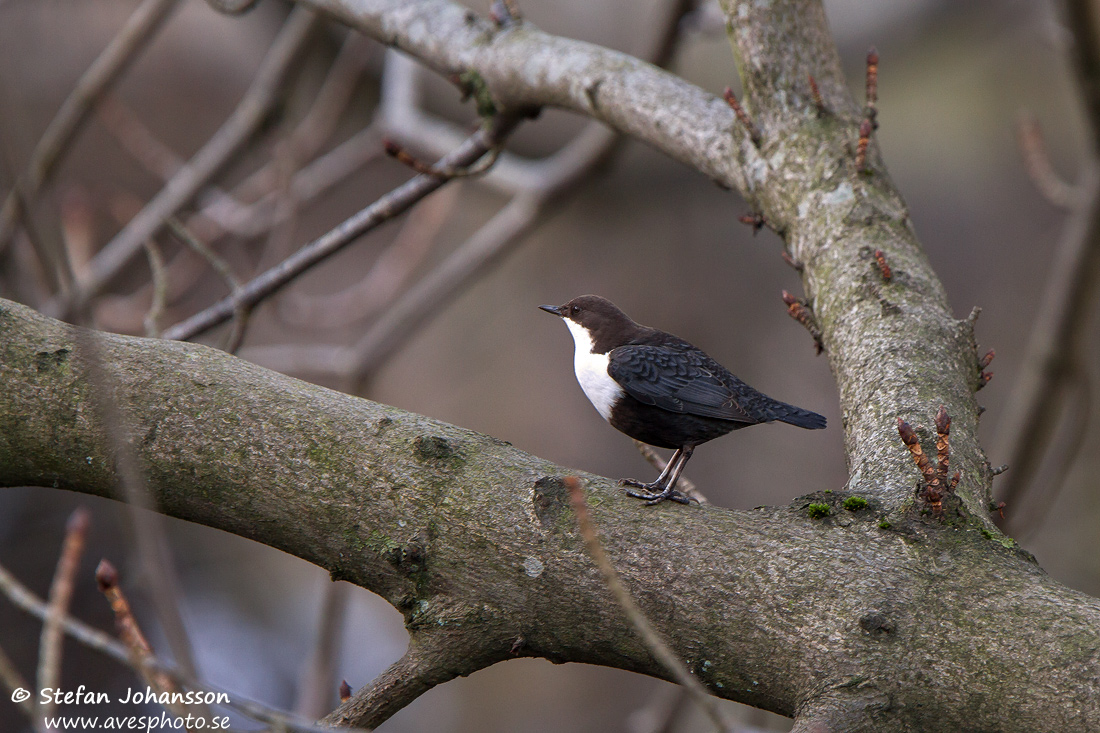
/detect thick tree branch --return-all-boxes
[2,299,1099,731]
[298,0,744,188]
[290,0,993,523]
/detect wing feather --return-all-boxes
[607,344,756,423]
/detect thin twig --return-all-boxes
[0,642,32,718]
[162,113,523,342]
[95,560,182,710]
[0,561,356,733]
[385,138,502,178]
[1017,111,1083,210]
[995,164,1100,520]
[1010,370,1092,541]
[71,314,205,696]
[49,7,318,318]
[565,477,730,733]
[294,581,350,719]
[142,240,168,338]
[165,218,241,294]
[633,440,708,504]
[278,180,460,328]
[0,562,128,663]
[997,0,1100,521]
[0,0,181,254]
[164,218,248,352]
[37,508,91,724]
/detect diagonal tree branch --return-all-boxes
[45,6,319,318]
[0,0,181,258]
[162,113,523,342]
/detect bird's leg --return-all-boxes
[621,446,695,505]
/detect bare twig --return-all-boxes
[164,218,248,351]
[855,118,873,173]
[0,562,129,663]
[1017,112,1083,210]
[294,582,350,719]
[162,113,523,342]
[864,47,879,127]
[0,560,350,732]
[142,240,168,338]
[385,138,502,178]
[899,408,959,517]
[0,642,32,718]
[566,477,730,733]
[165,218,242,299]
[49,7,319,317]
[633,440,708,504]
[781,291,824,354]
[995,163,1100,521]
[96,560,181,708]
[0,0,181,254]
[723,87,761,146]
[71,315,205,696]
[1010,370,1092,541]
[997,0,1100,522]
[37,508,91,724]
[278,181,460,327]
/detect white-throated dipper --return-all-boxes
[540,295,826,505]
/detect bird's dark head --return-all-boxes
[539,295,639,353]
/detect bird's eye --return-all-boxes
[570,305,580,315]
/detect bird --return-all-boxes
[540,295,826,505]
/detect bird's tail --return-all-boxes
[773,401,827,430]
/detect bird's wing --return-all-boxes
[607,344,757,423]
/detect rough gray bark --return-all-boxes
[3,0,1099,730]
[2,300,1099,732]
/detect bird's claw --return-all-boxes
[618,478,692,505]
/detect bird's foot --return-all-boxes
[619,478,692,505]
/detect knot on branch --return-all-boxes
[897,406,960,517]
[532,475,568,525]
[413,435,460,464]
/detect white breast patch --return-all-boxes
[565,319,623,422]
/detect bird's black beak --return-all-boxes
[539,304,564,317]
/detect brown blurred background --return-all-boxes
[0,0,1096,731]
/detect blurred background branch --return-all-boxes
[995,0,1100,538]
